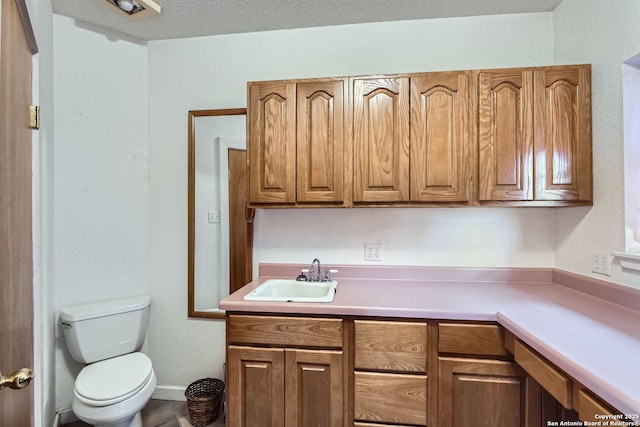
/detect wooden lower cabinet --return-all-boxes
[439,357,541,427]
[226,316,620,427]
[353,320,430,426]
[227,346,284,427]
[227,345,344,427]
[285,348,344,427]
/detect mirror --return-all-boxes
[188,108,254,318]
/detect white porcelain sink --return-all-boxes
[244,279,338,303]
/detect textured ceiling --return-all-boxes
[52,0,564,41]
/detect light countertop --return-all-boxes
[220,264,640,418]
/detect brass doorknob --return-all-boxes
[0,368,35,390]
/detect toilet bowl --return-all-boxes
[71,353,156,427]
[61,296,155,427]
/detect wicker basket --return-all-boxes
[185,378,225,427]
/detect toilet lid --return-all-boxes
[75,352,153,406]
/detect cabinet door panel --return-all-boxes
[285,349,344,427]
[410,71,471,202]
[534,66,592,201]
[248,82,296,203]
[227,346,285,427]
[296,80,345,203]
[479,69,534,201]
[353,77,410,203]
[439,357,541,427]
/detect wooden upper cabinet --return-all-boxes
[534,66,592,202]
[247,64,591,207]
[296,80,346,204]
[478,65,592,205]
[410,71,472,203]
[478,68,534,202]
[248,81,296,204]
[353,77,410,203]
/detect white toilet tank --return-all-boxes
[61,295,151,364]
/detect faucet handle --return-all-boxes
[324,269,338,281]
[307,268,316,281]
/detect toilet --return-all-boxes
[60,295,156,427]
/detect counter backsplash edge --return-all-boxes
[256,263,640,312]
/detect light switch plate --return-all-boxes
[208,210,220,223]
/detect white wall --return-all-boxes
[553,0,640,288]
[147,12,556,395]
[53,15,149,411]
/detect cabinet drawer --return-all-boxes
[439,323,509,357]
[513,339,572,408]
[354,371,428,426]
[355,423,415,427]
[355,320,427,373]
[228,315,343,348]
[573,385,616,421]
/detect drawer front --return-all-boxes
[354,371,428,426]
[355,423,415,427]
[228,315,343,348]
[439,323,509,357]
[513,339,572,408]
[574,386,616,421]
[355,320,428,373]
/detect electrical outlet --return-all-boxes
[591,251,611,276]
[365,244,383,261]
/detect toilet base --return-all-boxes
[72,369,156,427]
[94,412,141,427]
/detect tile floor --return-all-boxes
[63,399,226,427]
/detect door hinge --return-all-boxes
[29,105,40,129]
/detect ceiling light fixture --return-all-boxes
[97,0,161,21]
[117,0,135,12]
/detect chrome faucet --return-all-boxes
[296,258,337,282]
[310,258,321,281]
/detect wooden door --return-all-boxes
[0,0,36,424]
[410,71,472,203]
[248,81,296,204]
[439,357,541,427]
[296,79,346,204]
[228,149,253,294]
[284,349,344,427]
[353,77,410,203]
[227,346,285,427]
[478,69,534,201]
[533,65,592,202]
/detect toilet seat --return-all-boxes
[74,352,153,407]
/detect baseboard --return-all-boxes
[152,385,187,401]
[56,408,78,426]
